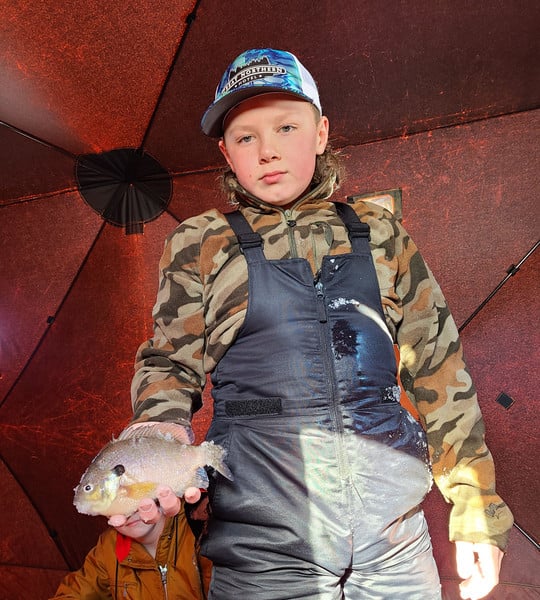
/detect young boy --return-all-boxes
[122,49,512,599]
[52,499,210,599]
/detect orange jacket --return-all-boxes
[51,511,211,599]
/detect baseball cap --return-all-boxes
[201,48,322,137]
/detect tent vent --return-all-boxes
[496,392,515,410]
[75,148,172,234]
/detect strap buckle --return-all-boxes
[346,222,370,240]
[237,232,263,252]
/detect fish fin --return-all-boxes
[203,441,234,481]
[118,472,138,486]
[194,467,210,489]
[122,482,157,500]
[117,423,183,443]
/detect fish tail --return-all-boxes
[203,441,233,480]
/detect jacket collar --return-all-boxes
[231,171,337,214]
[117,516,177,569]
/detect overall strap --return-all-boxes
[225,204,371,258]
[224,210,266,261]
[333,202,371,254]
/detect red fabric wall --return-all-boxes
[1,109,537,598]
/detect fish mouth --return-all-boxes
[73,479,116,515]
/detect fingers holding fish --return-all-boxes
[138,497,163,524]
[123,421,195,445]
[184,486,202,504]
[107,514,128,527]
[156,485,183,515]
[108,487,186,525]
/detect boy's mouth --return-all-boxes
[261,171,285,184]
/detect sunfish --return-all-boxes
[73,425,232,517]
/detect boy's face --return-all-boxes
[219,93,329,208]
[114,511,165,545]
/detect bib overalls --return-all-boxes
[203,203,441,599]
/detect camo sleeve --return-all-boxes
[392,219,513,550]
[130,218,207,427]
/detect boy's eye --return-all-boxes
[280,125,295,133]
[238,135,253,144]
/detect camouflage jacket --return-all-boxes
[131,181,513,550]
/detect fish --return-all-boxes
[73,425,233,517]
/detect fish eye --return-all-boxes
[112,464,125,477]
[84,484,93,492]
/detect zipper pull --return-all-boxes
[158,564,169,600]
[158,564,168,585]
[315,280,328,323]
[284,209,296,227]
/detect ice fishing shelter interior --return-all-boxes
[1,1,538,598]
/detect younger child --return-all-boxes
[51,500,210,599]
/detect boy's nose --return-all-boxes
[259,139,280,163]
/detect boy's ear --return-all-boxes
[316,116,330,156]
[218,140,235,172]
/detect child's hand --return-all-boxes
[184,486,203,504]
[137,486,202,524]
[107,486,201,526]
[456,541,503,599]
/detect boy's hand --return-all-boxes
[107,486,202,526]
[138,485,202,523]
[456,541,503,599]
[125,421,195,444]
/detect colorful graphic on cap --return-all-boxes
[217,49,303,98]
[201,48,321,137]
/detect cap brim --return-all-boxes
[201,86,316,137]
